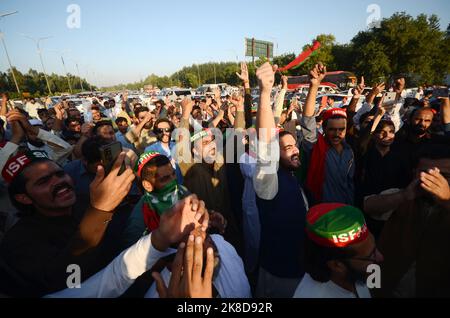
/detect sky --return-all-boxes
[1,0,449,87]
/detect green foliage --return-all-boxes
[0,67,95,97]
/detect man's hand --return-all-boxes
[420,168,450,202]
[9,121,25,144]
[89,152,136,212]
[309,62,326,87]
[54,103,65,120]
[181,97,194,119]
[6,110,38,137]
[153,235,214,298]
[353,76,365,98]
[281,75,288,90]
[80,122,94,138]
[230,94,244,112]
[372,82,386,96]
[256,62,278,94]
[403,178,421,201]
[236,62,250,85]
[151,194,209,252]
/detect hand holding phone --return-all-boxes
[433,87,448,99]
[100,141,126,176]
[383,91,397,105]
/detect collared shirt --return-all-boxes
[301,116,355,205]
[293,273,371,298]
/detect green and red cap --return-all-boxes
[134,151,162,178]
[306,203,369,248]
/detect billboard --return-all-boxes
[245,38,274,59]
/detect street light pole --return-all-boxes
[75,62,84,91]
[0,11,21,94]
[49,49,73,94]
[61,55,73,94]
[22,34,53,95]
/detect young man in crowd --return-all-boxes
[301,63,355,205]
[364,143,450,297]
[252,62,309,297]
[294,203,383,298]
[0,151,135,297]
[123,106,157,154]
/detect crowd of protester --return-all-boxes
[0,60,449,298]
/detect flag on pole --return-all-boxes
[278,40,321,72]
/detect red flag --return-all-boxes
[278,40,321,72]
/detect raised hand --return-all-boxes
[236,62,250,84]
[353,76,365,97]
[89,152,135,212]
[373,82,386,96]
[6,110,38,137]
[281,75,288,90]
[181,96,194,118]
[309,62,327,87]
[54,103,65,120]
[256,62,278,93]
[153,235,214,298]
[420,168,450,202]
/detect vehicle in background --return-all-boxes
[288,71,357,91]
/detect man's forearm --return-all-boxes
[256,90,275,143]
[364,190,408,218]
[304,85,319,117]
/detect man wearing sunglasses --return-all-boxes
[294,203,383,298]
[144,118,182,183]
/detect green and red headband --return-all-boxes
[190,128,213,143]
[306,203,368,248]
[2,150,50,184]
[134,151,162,178]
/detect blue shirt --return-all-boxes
[115,131,135,151]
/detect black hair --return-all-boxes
[115,117,128,125]
[134,106,149,118]
[141,155,171,182]
[412,143,450,168]
[305,238,356,282]
[81,136,109,164]
[279,130,296,140]
[153,118,174,135]
[65,117,81,127]
[408,107,435,122]
[8,158,53,217]
[93,120,114,135]
[323,115,347,129]
[373,119,395,133]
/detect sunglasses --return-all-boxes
[155,128,172,134]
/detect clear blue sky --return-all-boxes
[1,0,449,87]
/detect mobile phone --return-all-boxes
[100,141,125,176]
[433,87,448,99]
[383,92,397,104]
